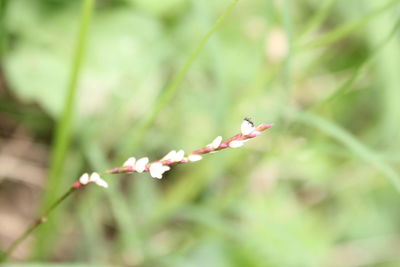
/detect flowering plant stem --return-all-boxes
[0,120,272,262]
[0,188,75,262]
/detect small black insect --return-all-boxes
[243,117,254,127]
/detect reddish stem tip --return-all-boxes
[257,123,273,131]
[71,181,82,189]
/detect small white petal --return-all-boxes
[188,154,203,162]
[135,157,149,173]
[89,172,100,182]
[229,140,245,148]
[149,162,170,179]
[97,180,108,188]
[175,149,185,161]
[150,173,160,179]
[95,178,108,188]
[241,119,255,135]
[163,149,185,162]
[123,157,136,167]
[89,172,108,188]
[79,173,89,185]
[210,136,222,149]
[162,150,176,161]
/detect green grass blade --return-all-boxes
[365,0,400,147]
[282,0,293,89]
[275,0,294,127]
[194,0,229,131]
[0,0,8,60]
[34,0,95,259]
[297,112,400,192]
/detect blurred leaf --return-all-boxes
[129,0,188,17]
[296,112,400,192]
[298,0,400,50]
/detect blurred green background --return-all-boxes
[1,0,400,266]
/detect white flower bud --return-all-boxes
[79,173,90,185]
[162,150,177,161]
[229,140,245,148]
[210,136,222,149]
[123,157,136,168]
[188,154,203,162]
[135,157,149,173]
[149,162,170,179]
[175,149,185,162]
[90,172,108,188]
[241,119,255,135]
[162,150,185,162]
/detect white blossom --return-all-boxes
[90,172,108,188]
[79,173,90,185]
[149,162,170,179]
[80,172,108,188]
[209,136,222,149]
[188,154,203,162]
[229,140,245,148]
[123,157,136,168]
[162,149,185,162]
[241,119,255,135]
[162,150,176,161]
[175,149,185,161]
[135,157,149,173]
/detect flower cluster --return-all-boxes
[78,172,108,188]
[73,119,272,188]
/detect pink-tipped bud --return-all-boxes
[220,143,229,148]
[248,131,261,138]
[256,123,273,132]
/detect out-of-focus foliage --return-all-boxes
[1,0,400,266]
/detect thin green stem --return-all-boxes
[0,0,8,60]
[35,0,95,258]
[0,188,76,262]
[278,0,294,131]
